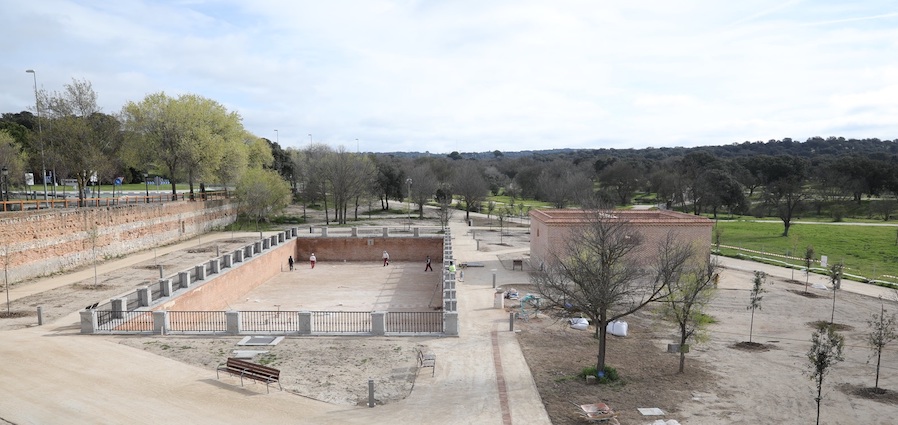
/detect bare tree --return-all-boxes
[804,245,815,292]
[829,261,844,324]
[866,301,897,392]
[807,326,844,425]
[531,206,669,372]
[747,271,767,344]
[408,165,438,218]
[452,161,489,221]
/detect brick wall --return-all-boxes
[529,209,712,268]
[0,200,237,282]
[294,237,444,264]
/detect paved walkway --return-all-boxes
[0,220,551,425]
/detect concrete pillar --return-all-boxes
[179,271,191,289]
[195,264,206,281]
[321,227,328,237]
[444,311,459,335]
[382,227,388,237]
[443,288,456,300]
[111,297,127,319]
[254,241,262,255]
[79,310,98,334]
[494,289,505,309]
[160,279,173,297]
[209,258,220,274]
[492,269,497,288]
[234,249,244,263]
[290,227,297,238]
[244,245,253,258]
[297,311,312,335]
[137,286,151,307]
[279,232,286,243]
[153,311,168,334]
[223,254,232,268]
[414,228,420,237]
[262,238,270,250]
[351,227,358,237]
[371,311,386,336]
[225,310,240,335]
[443,298,456,312]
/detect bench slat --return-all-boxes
[216,358,282,393]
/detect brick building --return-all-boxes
[529,209,713,267]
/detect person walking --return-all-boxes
[288,255,294,271]
[310,253,316,269]
[424,255,433,271]
[382,251,390,266]
[448,261,457,279]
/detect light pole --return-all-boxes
[308,133,312,147]
[274,129,279,144]
[1,167,7,212]
[25,70,49,204]
[143,172,149,203]
[406,178,412,222]
[356,138,359,153]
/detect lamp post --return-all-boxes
[274,129,279,144]
[143,172,149,203]
[1,167,7,212]
[406,178,412,222]
[356,138,359,153]
[308,133,312,147]
[25,70,49,204]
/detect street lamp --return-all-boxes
[406,178,412,222]
[143,172,149,203]
[25,70,49,204]
[356,138,359,153]
[308,133,312,146]
[274,129,279,144]
[1,167,7,212]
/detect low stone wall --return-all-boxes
[0,200,237,282]
[294,236,443,264]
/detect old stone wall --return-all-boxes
[0,200,236,282]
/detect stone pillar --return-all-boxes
[271,235,278,246]
[414,227,420,237]
[111,297,127,319]
[209,258,220,274]
[195,264,206,281]
[279,232,286,243]
[179,271,191,289]
[153,311,168,334]
[371,311,386,336]
[79,310,98,334]
[225,310,241,335]
[137,286,151,307]
[494,289,505,309]
[160,279,173,297]
[234,249,244,263]
[382,227,389,237]
[351,227,358,237]
[254,241,262,254]
[262,238,270,250]
[223,254,233,268]
[444,311,459,335]
[290,227,297,238]
[297,311,312,335]
[321,227,328,237]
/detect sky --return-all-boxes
[2,1,897,154]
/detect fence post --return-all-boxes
[321,227,328,237]
[160,279,173,297]
[382,227,388,237]
[414,227,420,237]
[234,249,244,263]
[153,311,168,335]
[225,310,241,335]
[444,311,459,336]
[297,311,312,335]
[137,286,151,307]
[111,297,127,319]
[79,310,98,334]
[195,264,206,281]
[352,227,358,237]
[209,258,220,274]
[371,311,386,336]
[222,253,232,268]
[179,271,191,289]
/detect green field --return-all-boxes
[714,220,898,284]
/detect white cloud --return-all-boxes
[2,0,898,153]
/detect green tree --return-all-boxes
[804,245,815,292]
[235,168,291,230]
[807,326,844,425]
[866,301,897,392]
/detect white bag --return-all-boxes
[606,320,628,337]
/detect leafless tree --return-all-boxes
[530,206,669,372]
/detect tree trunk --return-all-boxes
[678,323,687,373]
[596,311,608,371]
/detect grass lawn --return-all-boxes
[715,220,898,282]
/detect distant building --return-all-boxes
[529,209,713,267]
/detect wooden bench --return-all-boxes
[216,357,282,393]
[512,259,523,270]
[417,349,435,377]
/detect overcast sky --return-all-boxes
[2,1,897,153]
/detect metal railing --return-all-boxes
[386,311,443,333]
[240,310,300,334]
[0,190,229,211]
[96,310,154,332]
[168,311,227,333]
[312,311,372,334]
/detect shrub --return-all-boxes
[580,365,620,384]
